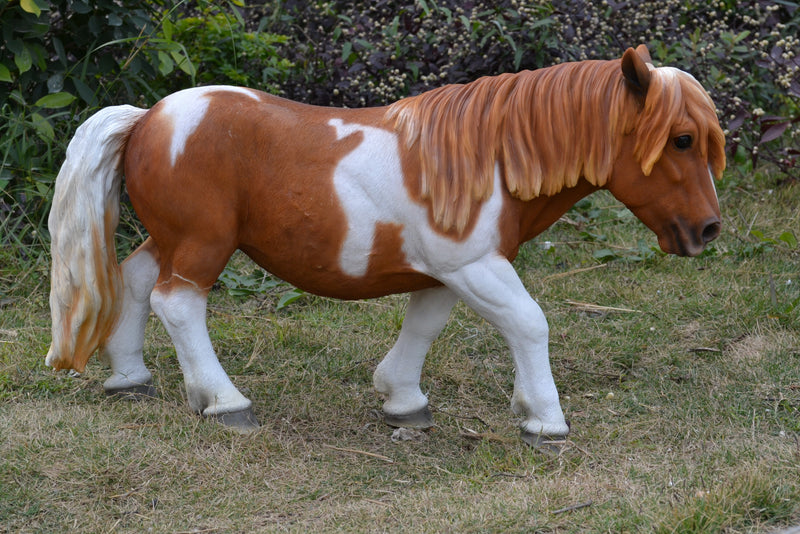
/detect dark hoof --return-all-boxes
[382,406,434,429]
[105,382,156,400]
[208,407,260,433]
[520,430,567,453]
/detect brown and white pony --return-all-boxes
[46,45,724,446]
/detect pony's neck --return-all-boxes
[500,178,600,260]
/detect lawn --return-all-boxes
[1,171,798,533]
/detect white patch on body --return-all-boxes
[160,86,260,167]
[327,118,503,278]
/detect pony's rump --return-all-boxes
[46,105,148,372]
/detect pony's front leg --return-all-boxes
[439,254,569,446]
[374,286,458,428]
[150,280,257,430]
[100,239,159,397]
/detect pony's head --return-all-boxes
[608,45,725,256]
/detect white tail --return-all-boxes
[46,105,148,372]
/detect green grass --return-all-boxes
[1,172,798,532]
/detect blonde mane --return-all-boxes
[386,58,725,234]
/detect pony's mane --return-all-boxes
[386,59,725,234]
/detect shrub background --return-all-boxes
[1,0,798,249]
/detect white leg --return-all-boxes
[374,286,458,425]
[149,284,253,421]
[439,253,569,439]
[101,243,159,394]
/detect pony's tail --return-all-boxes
[45,105,148,372]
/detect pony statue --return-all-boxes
[46,45,725,446]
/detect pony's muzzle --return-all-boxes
[661,216,721,257]
[701,219,721,245]
[686,216,721,256]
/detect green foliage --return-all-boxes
[592,239,662,264]
[0,100,68,248]
[218,262,305,311]
[1,0,169,242]
[1,1,164,109]
[750,229,799,249]
[0,0,294,247]
[160,2,292,91]
[262,0,561,107]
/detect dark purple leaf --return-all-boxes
[760,121,790,144]
[727,110,747,132]
[790,79,800,98]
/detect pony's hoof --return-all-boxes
[520,430,567,453]
[105,382,156,399]
[208,407,260,433]
[382,406,434,429]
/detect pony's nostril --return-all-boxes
[702,220,721,244]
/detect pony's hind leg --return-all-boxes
[374,286,458,428]
[101,238,159,397]
[149,262,257,430]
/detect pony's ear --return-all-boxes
[634,44,653,64]
[621,46,652,96]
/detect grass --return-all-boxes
[1,170,799,533]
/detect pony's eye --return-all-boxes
[673,135,693,150]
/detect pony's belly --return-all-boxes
[239,243,441,300]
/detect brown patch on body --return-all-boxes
[498,181,601,260]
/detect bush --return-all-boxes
[1,0,169,248]
[159,3,292,92]
[0,0,175,110]
[0,0,292,246]
[257,0,561,107]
